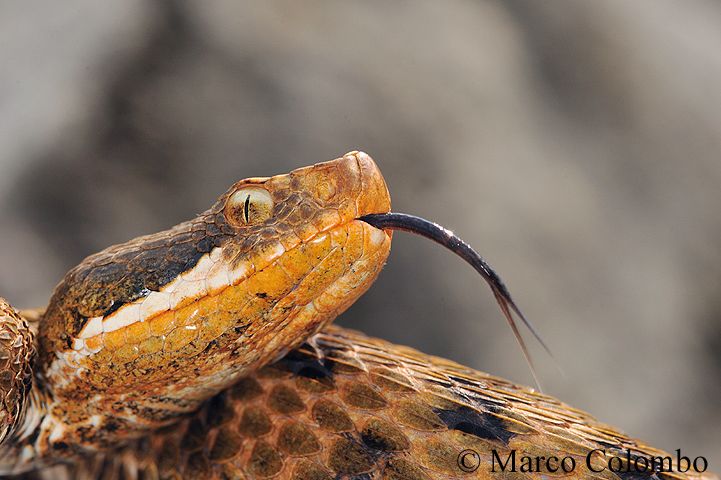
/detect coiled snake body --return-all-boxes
[0,152,714,479]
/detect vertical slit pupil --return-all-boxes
[243,194,251,223]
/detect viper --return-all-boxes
[0,152,715,479]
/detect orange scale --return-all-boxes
[136,336,164,356]
[164,325,199,353]
[343,221,365,262]
[294,223,319,243]
[245,262,293,300]
[179,294,220,327]
[87,348,113,367]
[218,283,251,314]
[124,319,151,345]
[149,310,176,337]
[237,297,267,322]
[314,209,343,233]
[103,328,127,352]
[292,246,348,305]
[276,236,330,282]
[112,343,140,364]
[278,231,302,252]
[170,288,202,312]
[248,242,284,273]
[199,313,232,344]
[85,335,104,353]
[313,289,345,314]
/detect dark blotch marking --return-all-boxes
[384,458,432,480]
[433,404,515,444]
[449,374,480,387]
[257,365,292,379]
[295,366,336,393]
[185,452,211,478]
[275,347,335,377]
[238,406,272,438]
[209,426,243,462]
[312,399,354,432]
[423,377,453,389]
[327,358,365,374]
[103,419,120,432]
[268,384,305,414]
[291,459,333,480]
[342,383,388,410]
[52,441,69,451]
[248,440,284,478]
[617,473,662,480]
[611,450,665,480]
[206,392,237,427]
[23,427,40,446]
[277,422,321,456]
[296,365,331,380]
[181,417,210,452]
[370,368,415,392]
[393,399,445,432]
[327,437,375,475]
[233,324,248,335]
[361,419,410,452]
[157,440,179,473]
[230,377,264,401]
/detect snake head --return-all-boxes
[36,152,391,446]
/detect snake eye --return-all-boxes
[225,187,274,226]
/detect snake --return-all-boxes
[0,151,715,479]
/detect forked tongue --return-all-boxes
[360,212,554,391]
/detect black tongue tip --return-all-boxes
[359,212,552,391]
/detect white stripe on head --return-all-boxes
[75,240,290,344]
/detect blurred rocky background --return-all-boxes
[1,0,720,467]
